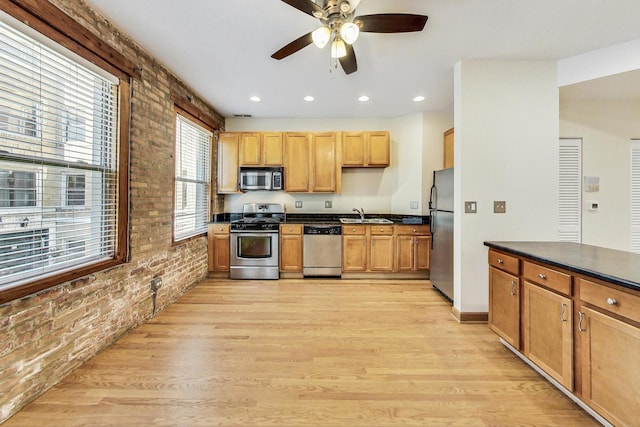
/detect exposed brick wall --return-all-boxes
[0,1,224,422]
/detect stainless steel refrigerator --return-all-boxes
[429,168,454,302]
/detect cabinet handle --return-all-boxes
[578,312,586,332]
[560,303,567,322]
[352,228,356,232]
[606,297,617,305]
[288,227,293,232]
[538,273,547,280]
[497,258,504,264]
[413,228,416,233]
[510,280,516,296]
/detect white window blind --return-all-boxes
[0,19,119,288]
[631,140,640,252]
[174,114,211,241]
[559,138,582,243]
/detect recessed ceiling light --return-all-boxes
[249,96,261,102]
[413,95,425,102]
[304,95,314,102]
[358,95,370,102]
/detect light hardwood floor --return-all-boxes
[5,279,599,427]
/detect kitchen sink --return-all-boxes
[339,218,394,224]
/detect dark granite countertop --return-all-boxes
[211,213,429,225]
[484,241,640,292]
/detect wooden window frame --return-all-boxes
[0,1,132,305]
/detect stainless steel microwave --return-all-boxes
[238,167,283,191]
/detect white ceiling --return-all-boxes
[84,0,640,119]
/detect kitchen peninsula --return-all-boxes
[484,241,640,427]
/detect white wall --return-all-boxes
[223,114,451,214]
[454,60,559,313]
[560,99,640,250]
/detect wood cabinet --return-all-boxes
[488,250,520,349]
[487,245,640,426]
[578,278,640,427]
[342,225,394,272]
[342,225,367,272]
[310,132,340,193]
[239,132,283,166]
[443,128,454,168]
[284,132,310,192]
[395,225,430,272]
[369,225,394,271]
[523,280,573,390]
[217,133,239,193]
[342,131,390,167]
[279,224,303,273]
[207,223,230,272]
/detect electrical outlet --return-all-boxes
[494,201,506,213]
[150,277,163,292]
[410,201,419,209]
[325,201,332,208]
[464,201,477,214]
[295,201,302,208]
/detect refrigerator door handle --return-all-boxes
[428,184,436,210]
[429,209,436,249]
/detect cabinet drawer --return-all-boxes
[523,261,571,296]
[370,225,394,235]
[396,225,430,235]
[280,224,303,235]
[488,250,519,275]
[210,223,230,234]
[342,225,366,235]
[580,278,640,324]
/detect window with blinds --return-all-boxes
[558,138,582,242]
[0,18,120,289]
[631,140,640,252]
[174,113,211,241]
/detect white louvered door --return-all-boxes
[558,139,582,242]
[631,140,640,252]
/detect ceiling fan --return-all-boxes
[271,0,428,75]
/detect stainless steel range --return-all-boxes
[229,203,285,280]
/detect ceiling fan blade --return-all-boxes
[355,14,428,33]
[339,44,357,75]
[271,32,314,60]
[280,0,325,18]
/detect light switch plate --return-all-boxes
[494,201,506,213]
[410,201,419,209]
[464,201,477,214]
[295,201,302,208]
[325,201,332,208]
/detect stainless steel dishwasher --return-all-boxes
[303,224,342,277]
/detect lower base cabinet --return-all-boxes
[280,224,303,272]
[208,224,230,272]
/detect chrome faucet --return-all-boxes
[352,207,365,220]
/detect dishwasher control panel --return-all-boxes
[303,225,342,235]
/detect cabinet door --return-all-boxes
[342,235,367,271]
[342,132,365,166]
[579,306,640,427]
[414,235,431,270]
[443,128,454,168]
[396,235,414,272]
[217,133,239,193]
[284,133,309,192]
[239,132,261,166]
[523,281,573,390]
[280,234,303,272]
[370,235,394,271]
[489,267,520,348]
[311,132,337,192]
[367,131,390,166]
[262,132,283,166]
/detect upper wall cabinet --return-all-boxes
[239,132,283,166]
[443,128,454,169]
[284,132,342,193]
[342,131,390,167]
[217,132,239,193]
[284,132,310,192]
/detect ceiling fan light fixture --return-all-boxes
[340,22,359,44]
[312,26,331,48]
[331,39,347,59]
